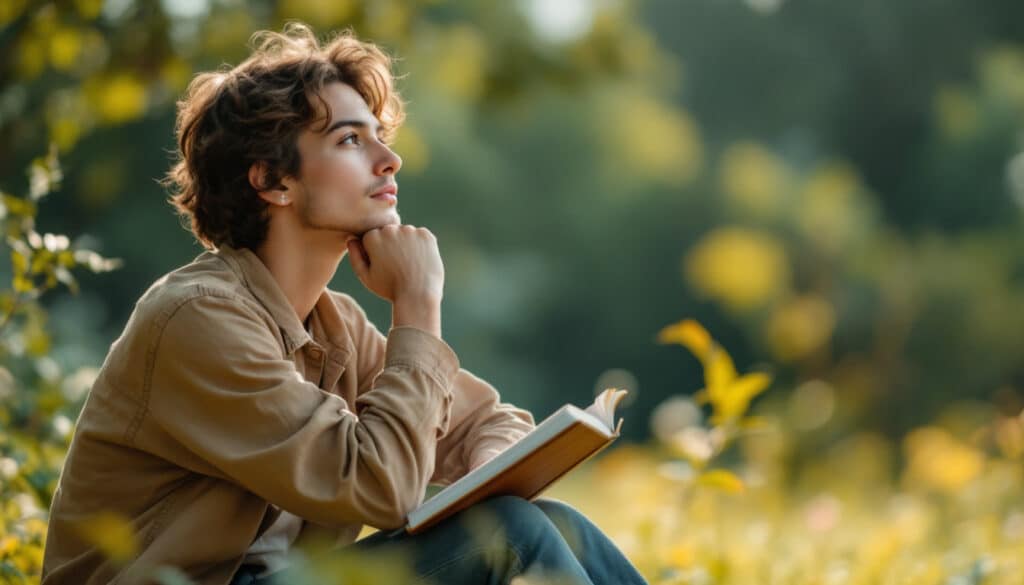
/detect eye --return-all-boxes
[339,132,359,146]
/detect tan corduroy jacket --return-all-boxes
[41,245,536,585]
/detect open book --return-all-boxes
[405,388,629,534]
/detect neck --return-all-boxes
[255,224,349,325]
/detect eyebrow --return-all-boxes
[324,119,383,135]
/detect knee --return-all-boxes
[532,498,579,518]
[471,495,550,531]
[532,498,589,554]
[458,496,557,549]
[479,495,539,516]
[533,498,588,528]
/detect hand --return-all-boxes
[346,224,444,306]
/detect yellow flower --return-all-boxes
[48,26,82,71]
[719,141,789,218]
[75,512,139,564]
[697,469,745,494]
[665,542,696,568]
[684,226,789,312]
[903,427,985,493]
[764,295,836,362]
[429,25,488,102]
[657,319,711,356]
[796,161,870,255]
[658,319,772,424]
[84,73,148,124]
[11,543,43,574]
[595,91,703,187]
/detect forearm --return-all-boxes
[391,295,442,338]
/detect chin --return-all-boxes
[355,212,402,235]
[378,210,402,227]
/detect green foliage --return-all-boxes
[0,149,119,583]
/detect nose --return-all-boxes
[375,143,402,176]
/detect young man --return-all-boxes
[42,23,647,585]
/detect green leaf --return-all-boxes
[2,195,35,219]
[31,250,52,274]
[10,250,27,276]
[57,250,76,268]
[13,275,34,293]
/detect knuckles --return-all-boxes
[361,224,437,248]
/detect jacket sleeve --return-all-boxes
[441,369,536,479]
[145,294,458,530]
[340,294,536,486]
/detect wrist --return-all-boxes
[392,295,442,338]
[394,289,443,307]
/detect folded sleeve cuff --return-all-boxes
[384,326,461,388]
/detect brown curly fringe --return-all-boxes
[162,22,406,250]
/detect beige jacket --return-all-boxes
[41,245,536,584]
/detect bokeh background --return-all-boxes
[3,0,1024,582]
[4,0,1024,440]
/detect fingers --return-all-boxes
[362,224,434,248]
[348,225,443,303]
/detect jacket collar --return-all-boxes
[309,292,355,358]
[213,245,313,356]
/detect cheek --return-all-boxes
[304,152,361,187]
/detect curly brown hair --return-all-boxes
[163,22,405,250]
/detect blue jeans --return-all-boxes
[232,495,648,584]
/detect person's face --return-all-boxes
[282,81,403,237]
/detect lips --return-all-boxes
[370,184,397,198]
[370,184,398,205]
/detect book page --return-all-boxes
[584,388,629,430]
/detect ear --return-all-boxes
[248,161,291,206]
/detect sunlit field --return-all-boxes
[552,426,1024,584]
[3,314,1023,583]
